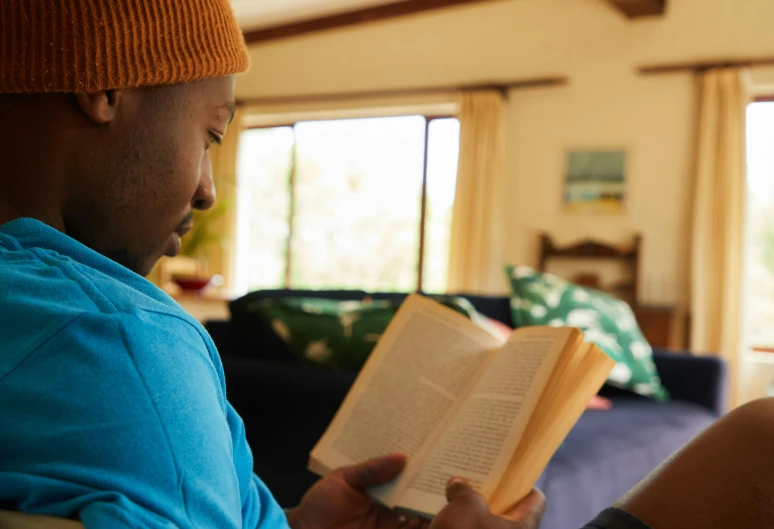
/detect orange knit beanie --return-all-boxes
[0,0,250,94]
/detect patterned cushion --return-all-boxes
[505,265,669,400]
[245,296,477,371]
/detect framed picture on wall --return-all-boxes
[564,149,626,213]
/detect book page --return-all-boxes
[490,344,614,513]
[309,295,503,507]
[396,327,578,516]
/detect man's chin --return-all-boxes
[165,233,182,258]
[101,247,156,277]
[133,255,161,278]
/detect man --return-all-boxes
[2,2,774,529]
[0,1,541,528]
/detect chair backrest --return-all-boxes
[0,511,84,528]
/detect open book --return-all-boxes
[309,294,615,518]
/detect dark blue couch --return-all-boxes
[207,290,727,529]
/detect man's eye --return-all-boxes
[208,132,223,146]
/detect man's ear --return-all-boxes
[74,90,121,124]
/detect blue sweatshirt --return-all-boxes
[0,218,289,529]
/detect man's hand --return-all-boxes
[288,453,425,529]
[430,479,546,529]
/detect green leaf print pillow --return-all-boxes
[505,264,669,401]
[246,296,477,371]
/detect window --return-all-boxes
[744,102,774,350]
[235,115,460,294]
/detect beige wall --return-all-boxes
[504,70,695,306]
[236,0,774,306]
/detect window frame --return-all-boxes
[241,113,457,293]
[744,98,774,351]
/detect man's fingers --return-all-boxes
[445,478,471,503]
[405,516,429,529]
[338,453,407,490]
[500,489,547,525]
[445,477,489,511]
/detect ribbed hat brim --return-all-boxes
[0,0,250,93]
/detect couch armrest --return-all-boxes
[204,320,234,356]
[222,358,356,507]
[652,351,728,416]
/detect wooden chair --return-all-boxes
[538,233,683,349]
[539,233,641,305]
[0,511,84,529]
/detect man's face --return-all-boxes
[64,76,236,277]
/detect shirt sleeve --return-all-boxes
[0,309,284,529]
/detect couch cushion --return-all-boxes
[241,296,478,371]
[505,264,668,400]
[454,294,514,325]
[535,398,716,529]
[226,290,369,363]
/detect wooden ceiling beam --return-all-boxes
[243,0,502,44]
[605,0,666,18]
[235,76,569,107]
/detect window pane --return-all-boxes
[745,102,774,348]
[291,116,426,291]
[423,118,460,293]
[235,127,294,293]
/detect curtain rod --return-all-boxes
[235,76,568,106]
[639,56,774,75]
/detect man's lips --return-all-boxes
[176,222,194,237]
[164,222,194,258]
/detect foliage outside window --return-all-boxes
[745,102,774,349]
[234,115,460,295]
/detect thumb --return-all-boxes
[500,489,547,525]
[445,477,489,511]
[337,453,407,491]
[446,477,473,503]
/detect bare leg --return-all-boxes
[615,398,774,529]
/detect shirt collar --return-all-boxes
[0,217,171,305]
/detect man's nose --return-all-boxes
[193,152,216,211]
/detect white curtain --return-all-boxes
[447,90,508,294]
[206,107,245,291]
[690,68,749,406]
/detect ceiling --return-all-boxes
[231,0,406,31]
[232,0,666,43]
